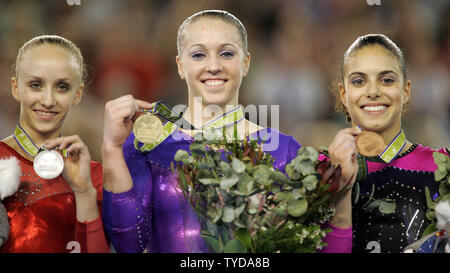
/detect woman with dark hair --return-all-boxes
[334,33,448,253]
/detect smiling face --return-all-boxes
[12,43,84,138]
[176,17,250,107]
[339,45,411,136]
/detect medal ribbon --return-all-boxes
[134,102,245,152]
[379,129,406,163]
[14,124,68,157]
[355,128,406,182]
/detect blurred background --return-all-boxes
[0,0,448,161]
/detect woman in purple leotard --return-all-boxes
[101,10,357,253]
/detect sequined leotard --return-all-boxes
[352,144,448,253]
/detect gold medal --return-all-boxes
[356,131,386,157]
[133,113,163,144]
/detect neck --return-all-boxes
[184,96,239,128]
[17,122,62,149]
[355,122,412,154]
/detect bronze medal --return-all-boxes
[356,131,385,157]
[133,113,163,144]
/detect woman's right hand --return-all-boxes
[103,95,154,149]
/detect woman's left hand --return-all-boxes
[45,135,93,194]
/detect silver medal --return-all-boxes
[33,149,64,179]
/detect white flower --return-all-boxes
[435,201,450,231]
[0,157,21,200]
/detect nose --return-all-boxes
[366,80,381,99]
[40,87,56,108]
[206,56,222,74]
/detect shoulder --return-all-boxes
[252,127,301,153]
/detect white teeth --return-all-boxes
[204,80,225,86]
[35,110,56,116]
[362,105,387,112]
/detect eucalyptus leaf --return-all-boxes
[174,150,189,162]
[303,175,318,191]
[269,170,289,184]
[378,200,396,214]
[433,152,448,164]
[287,199,308,217]
[201,235,221,253]
[232,158,246,174]
[222,206,235,223]
[299,158,316,176]
[223,238,247,253]
[273,192,286,203]
[364,199,382,211]
[206,220,218,237]
[220,174,240,190]
[199,178,220,185]
[435,169,447,182]
[235,203,246,217]
[285,164,301,180]
[220,161,233,177]
[425,187,436,209]
[291,188,304,200]
[254,166,273,186]
[235,228,251,249]
[190,143,207,155]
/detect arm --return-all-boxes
[45,136,110,253]
[320,127,361,252]
[101,95,154,253]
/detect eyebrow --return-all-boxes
[24,76,73,82]
[188,43,239,51]
[348,70,399,78]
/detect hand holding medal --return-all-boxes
[44,135,94,193]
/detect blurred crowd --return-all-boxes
[0,0,448,161]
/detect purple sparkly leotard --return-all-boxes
[102,127,352,252]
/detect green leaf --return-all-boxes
[222,206,235,223]
[435,168,447,181]
[422,222,437,237]
[223,238,247,253]
[425,186,436,209]
[433,152,448,164]
[285,163,301,180]
[303,175,318,191]
[220,174,239,190]
[378,200,396,214]
[190,142,207,153]
[220,161,233,177]
[291,188,304,200]
[364,199,382,211]
[273,192,286,203]
[174,150,189,162]
[287,199,308,217]
[199,178,219,185]
[253,166,273,186]
[247,195,260,214]
[235,203,246,217]
[235,228,251,249]
[232,158,246,173]
[269,170,289,184]
[201,235,221,253]
[353,182,360,204]
[237,174,254,195]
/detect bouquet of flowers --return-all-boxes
[423,150,450,235]
[172,128,344,253]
